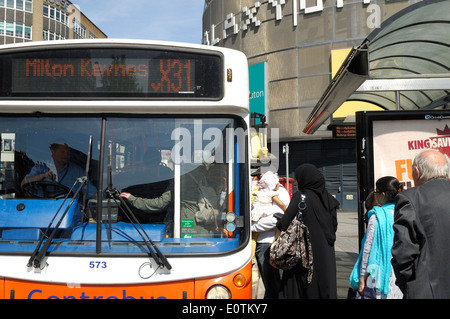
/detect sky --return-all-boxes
[72,0,205,44]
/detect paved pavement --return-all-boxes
[335,211,359,299]
[252,211,360,299]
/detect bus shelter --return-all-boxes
[303,0,450,135]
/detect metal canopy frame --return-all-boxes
[303,0,450,134]
[355,76,450,110]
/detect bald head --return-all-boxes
[412,150,450,186]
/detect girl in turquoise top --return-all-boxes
[350,176,403,299]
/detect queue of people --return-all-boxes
[253,149,450,299]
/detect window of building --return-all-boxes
[73,19,86,38]
[0,20,32,39]
[6,22,14,36]
[0,0,31,12]
[24,25,30,39]
[15,23,22,38]
[43,29,65,41]
[43,4,69,26]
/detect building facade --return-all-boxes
[202,0,421,210]
[0,0,106,45]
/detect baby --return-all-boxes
[251,171,286,222]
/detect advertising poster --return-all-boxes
[373,118,450,190]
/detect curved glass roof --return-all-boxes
[304,0,450,134]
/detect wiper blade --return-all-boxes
[106,188,172,270]
[105,140,170,270]
[28,177,87,269]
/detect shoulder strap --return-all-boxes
[296,192,307,221]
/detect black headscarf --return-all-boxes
[295,163,340,245]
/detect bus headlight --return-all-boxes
[206,285,231,299]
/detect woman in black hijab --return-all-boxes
[276,164,340,298]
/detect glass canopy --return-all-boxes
[304,0,450,134]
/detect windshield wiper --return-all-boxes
[28,136,93,269]
[105,142,171,270]
[27,177,87,269]
[106,187,172,270]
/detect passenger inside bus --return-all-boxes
[20,141,97,199]
[120,160,228,238]
[118,147,174,227]
[179,161,228,237]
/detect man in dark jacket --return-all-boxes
[391,149,450,298]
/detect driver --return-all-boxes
[21,141,96,198]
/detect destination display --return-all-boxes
[0,48,222,99]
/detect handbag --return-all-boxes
[357,287,377,299]
[269,192,313,283]
[347,287,377,299]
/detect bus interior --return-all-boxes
[0,115,248,259]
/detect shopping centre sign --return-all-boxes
[203,0,385,45]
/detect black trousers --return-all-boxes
[255,242,281,299]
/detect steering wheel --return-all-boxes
[22,180,73,199]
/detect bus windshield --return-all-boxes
[0,115,248,256]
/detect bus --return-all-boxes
[0,39,252,299]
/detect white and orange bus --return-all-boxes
[0,39,252,299]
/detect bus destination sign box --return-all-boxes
[0,47,222,99]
